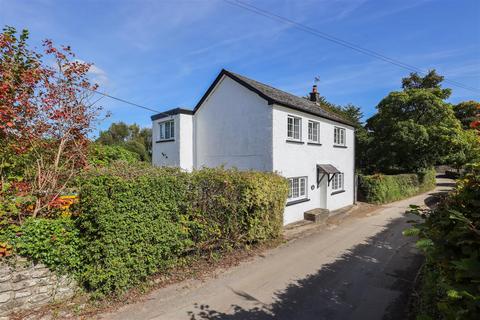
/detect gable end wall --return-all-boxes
[193,76,273,171]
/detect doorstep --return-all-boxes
[304,208,330,224]
[283,204,362,241]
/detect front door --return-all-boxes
[318,175,327,209]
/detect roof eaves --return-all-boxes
[193,70,275,114]
[151,107,193,121]
[193,69,355,127]
[270,100,355,127]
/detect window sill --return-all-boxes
[286,198,310,206]
[333,145,347,148]
[286,139,304,144]
[331,190,345,195]
[307,142,322,146]
[156,139,175,143]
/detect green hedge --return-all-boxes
[75,164,191,296]
[74,163,287,296]
[188,168,287,250]
[0,217,81,273]
[1,164,287,297]
[87,143,140,166]
[405,163,480,319]
[358,167,436,203]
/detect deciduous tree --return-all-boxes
[0,26,102,221]
[97,122,152,161]
[366,70,469,172]
[453,100,480,131]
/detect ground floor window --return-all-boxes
[332,173,344,191]
[288,176,307,201]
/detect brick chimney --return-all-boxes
[309,84,320,102]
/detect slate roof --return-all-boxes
[193,69,353,126]
[151,69,353,126]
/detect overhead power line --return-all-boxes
[86,87,162,114]
[222,0,480,94]
[51,74,164,114]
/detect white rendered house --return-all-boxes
[152,69,355,225]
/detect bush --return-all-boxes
[405,163,480,319]
[0,163,287,297]
[75,163,191,296]
[87,143,140,166]
[74,163,287,296]
[0,217,81,273]
[188,168,287,251]
[358,167,436,203]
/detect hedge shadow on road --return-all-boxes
[187,214,423,320]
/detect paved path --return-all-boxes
[102,176,454,320]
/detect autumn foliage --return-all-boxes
[0,26,102,223]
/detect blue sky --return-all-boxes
[1,0,479,133]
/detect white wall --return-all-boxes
[194,76,273,171]
[152,114,180,167]
[272,104,355,225]
[152,75,355,226]
[179,114,193,170]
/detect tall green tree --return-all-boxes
[97,122,152,161]
[401,69,452,99]
[366,70,470,172]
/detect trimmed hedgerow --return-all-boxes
[188,168,287,251]
[74,163,287,296]
[75,163,192,296]
[1,163,287,297]
[0,217,81,273]
[358,167,436,203]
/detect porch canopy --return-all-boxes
[316,164,340,186]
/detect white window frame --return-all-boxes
[159,119,175,141]
[334,126,346,146]
[308,120,320,143]
[287,176,308,201]
[332,172,344,191]
[287,115,302,141]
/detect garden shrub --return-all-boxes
[358,167,436,203]
[74,163,287,296]
[188,168,287,251]
[75,163,192,296]
[0,217,81,273]
[0,162,287,297]
[87,143,140,166]
[405,163,480,319]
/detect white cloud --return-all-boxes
[75,59,109,87]
[89,64,109,87]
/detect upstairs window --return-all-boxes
[288,177,307,201]
[334,127,346,146]
[287,115,301,141]
[308,120,320,143]
[159,120,174,141]
[332,173,344,191]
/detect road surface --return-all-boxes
[102,176,453,320]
